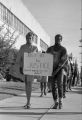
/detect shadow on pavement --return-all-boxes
[0,111,82,115]
[1,87,25,91]
[0,92,18,96]
[0,106,50,110]
[0,91,50,98]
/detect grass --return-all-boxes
[0,81,40,100]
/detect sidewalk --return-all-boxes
[0,86,82,120]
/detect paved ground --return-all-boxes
[0,82,82,120]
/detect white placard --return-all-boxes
[23,53,53,76]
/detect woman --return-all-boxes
[16,32,38,109]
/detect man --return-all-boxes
[16,32,38,109]
[46,34,67,109]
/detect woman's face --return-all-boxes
[26,36,33,45]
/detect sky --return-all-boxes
[22,0,81,70]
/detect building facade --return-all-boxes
[0,0,50,51]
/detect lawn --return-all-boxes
[0,81,40,100]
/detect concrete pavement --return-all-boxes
[0,85,82,120]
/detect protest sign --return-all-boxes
[23,53,53,76]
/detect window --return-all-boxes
[0,2,38,41]
[0,3,3,20]
[40,39,48,51]
[18,21,24,34]
[24,25,31,36]
[7,9,13,26]
[14,17,18,30]
[0,3,13,26]
[0,4,1,17]
[2,5,6,21]
[33,34,38,44]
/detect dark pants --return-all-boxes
[51,69,63,101]
[72,73,77,86]
[47,76,52,91]
[40,82,46,92]
[63,75,67,96]
[67,75,72,90]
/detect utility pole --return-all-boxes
[80,0,82,86]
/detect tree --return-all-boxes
[0,24,20,70]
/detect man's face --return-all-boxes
[55,37,62,45]
[26,36,33,45]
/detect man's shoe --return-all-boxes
[59,102,62,109]
[48,90,51,93]
[66,90,68,92]
[52,102,59,109]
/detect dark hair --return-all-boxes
[55,34,62,41]
[26,32,33,39]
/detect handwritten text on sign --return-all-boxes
[23,53,53,76]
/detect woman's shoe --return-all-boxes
[40,93,43,97]
[40,92,43,97]
[24,104,31,109]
